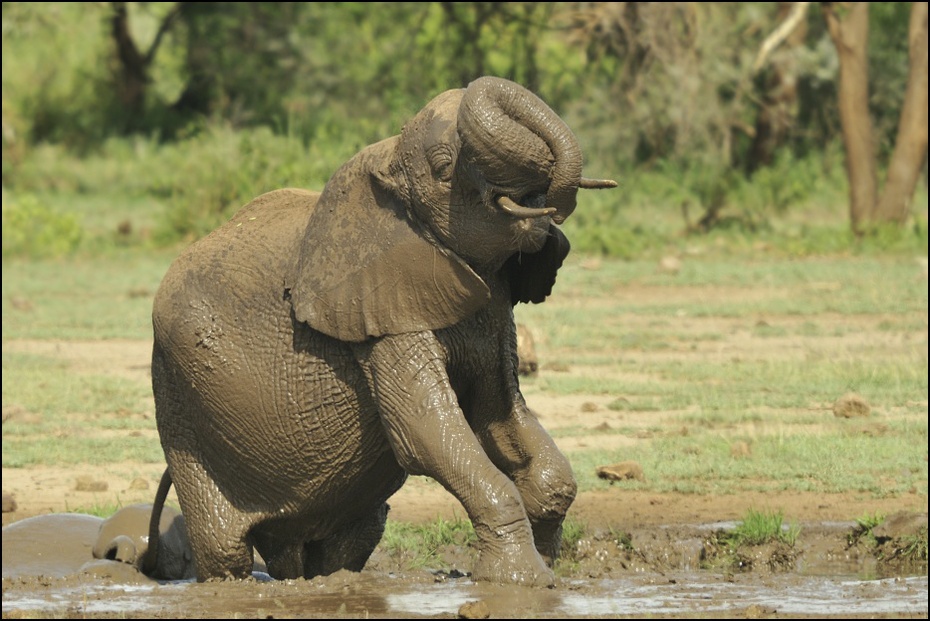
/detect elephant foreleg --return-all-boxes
[474,404,577,566]
[353,332,554,587]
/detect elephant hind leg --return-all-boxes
[302,502,389,579]
[252,536,303,580]
[164,453,255,581]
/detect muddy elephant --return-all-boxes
[94,502,196,580]
[151,76,614,586]
[1,505,194,581]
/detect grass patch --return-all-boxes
[2,251,173,340]
[897,532,928,563]
[378,516,476,571]
[702,508,801,573]
[848,512,886,547]
[64,500,126,519]
[2,352,152,421]
[2,434,163,468]
[566,418,928,495]
[725,509,801,547]
[553,516,589,575]
[846,511,928,571]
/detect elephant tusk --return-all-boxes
[579,177,618,189]
[496,195,557,219]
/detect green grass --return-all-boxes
[2,251,173,339]
[701,508,803,572]
[846,511,928,566]
[2,352,152,416]
[2,434,164,468]
[379,516,477,570]
[898,532,928,562]
[536,356,927,415]
[1,350,159,467]
[724,509,801,547]
[566,421,928,495]
[848,511,887,547]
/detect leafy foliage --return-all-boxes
[1,194,83,258]
[1,2,926,252]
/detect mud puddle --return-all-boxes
[3,519,927,619]
[2,570,927,619]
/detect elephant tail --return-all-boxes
[142,468,173,576]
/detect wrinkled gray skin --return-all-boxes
[151,76,614,586]
[93,502,196,580]
[1,505,194,581]
[93,504,197,580]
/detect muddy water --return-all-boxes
[2,570,927,618]
[2,518,927,619]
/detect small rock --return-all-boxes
[2,492,17,512]
[127,477,150,491]
[596,461,645,482]
[458,599,490,619]
[872,511,928,540]
[743,603,777,618]
[581,402,600,413]
[9,297,33,312]
[833,393,870,418]
[658,256,682,274]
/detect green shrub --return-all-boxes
[151,124,354,244]
[1,193,83,258]
[726,508,801,547]
[848,511,886,547]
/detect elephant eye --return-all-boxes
[426,144,455,183]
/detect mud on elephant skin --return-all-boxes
[150,76,615,587]
[2,504,195,581]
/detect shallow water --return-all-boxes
[3,515,927,619]
[2,569,927,618]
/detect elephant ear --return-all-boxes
[504,225,571,305]
[286,138,490,343]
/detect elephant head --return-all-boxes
[92,503,196,580]
[288,76,614,342]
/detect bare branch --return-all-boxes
[144,3,183,67]
[752,2,811,73]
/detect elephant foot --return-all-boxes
[472,541,555,588]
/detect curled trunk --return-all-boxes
[457,77,583,223]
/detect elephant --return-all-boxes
[93,501,197,580]
[1,504,194,581]
[150,75,615,587]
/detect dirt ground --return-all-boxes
[2,335,928,618]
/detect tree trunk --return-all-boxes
[748,2,809,172]
[823,2,877,235]
[170,2,219,118]
[110,1,149,121]
[875,2,929,223]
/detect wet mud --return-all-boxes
[3,515,926,619]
